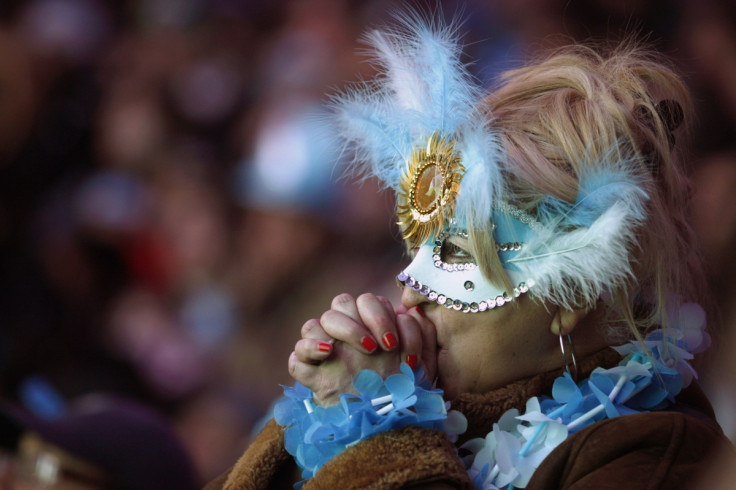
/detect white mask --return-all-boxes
[398,207,537,313]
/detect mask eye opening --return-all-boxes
[432,233,478,272]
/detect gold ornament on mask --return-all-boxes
[397,133,464,247]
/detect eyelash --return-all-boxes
[441,241,475,263]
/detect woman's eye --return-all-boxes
[441,241,475,264]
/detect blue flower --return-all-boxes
[276,363,463,482]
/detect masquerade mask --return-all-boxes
[332,17,650,312]
[398,206,538,312]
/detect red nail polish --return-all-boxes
[382,332,398,350]
[415,305,425,318]
[361,336,378,352]
[406,354,418,369]
[318,342,332,353]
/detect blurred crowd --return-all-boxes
[0,0,735,486]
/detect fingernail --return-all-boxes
[415,305,425,318]
[361,336,378,353]
[382,332,398,350]
[318,342,332,353]
[406,354,418,369]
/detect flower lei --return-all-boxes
[273,363,468,483]
[275,301,709,489]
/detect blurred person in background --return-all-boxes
[0,393,196,489]
[676,0,736,446]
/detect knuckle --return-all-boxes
[301,319,319,337]
[377,296,392,310]
[288,355,297,375]
[319,309,335,325]
[331,293,354,307]
[357,294,392,327]
[355,292,377,306]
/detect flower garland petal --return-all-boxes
[460,298,707,489]
[275,363,466,482]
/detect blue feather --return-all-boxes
[330,9,493,195]
[537,155,649,229]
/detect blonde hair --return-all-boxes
[473,42,706,339]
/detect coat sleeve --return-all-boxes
[202,419,299,490]
[205,420,471,490]
[303,425,472,490]
[527,410,732,490]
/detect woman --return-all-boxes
[209,15,731,489]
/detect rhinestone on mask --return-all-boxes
[395,272,535,313]
[431,232,478,272]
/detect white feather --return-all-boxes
[329,10,499,198]
[455,125,506,229]
[511,202,645,310]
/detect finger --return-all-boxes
[320,309,379,354]
[376,296,397,322]
[294,338,334,364]
[301,318,332,341]
[356,293,399,352]
[289,349,361,407]
[395,304,409,315]
[395,313,422,370]
[289,351,320,387]
[331,293,361,322]
[406,306,438,382]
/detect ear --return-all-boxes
[549,306,591,336]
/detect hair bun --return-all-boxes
[656,99,684,132]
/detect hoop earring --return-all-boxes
[559,333,578,381]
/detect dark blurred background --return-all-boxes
[0,0,734,484]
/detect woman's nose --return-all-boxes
[400,281,426,310]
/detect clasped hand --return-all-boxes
[289,293,437,407]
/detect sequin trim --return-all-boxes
[496,242,522,252]
[397,273,535,313]
[431,232,477,272]
[496,201,545,233]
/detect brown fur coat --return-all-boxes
[205,349,731,489]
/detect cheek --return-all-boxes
[434,310,493,389]
[434,304,553,395]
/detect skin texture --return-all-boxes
[290,236,609,405]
